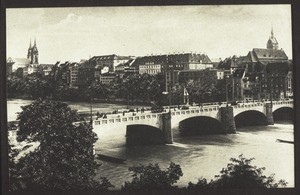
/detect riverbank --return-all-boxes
[7,98,152,121]
[7,97,154,106]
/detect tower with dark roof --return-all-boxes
[266,28,279,50]
[27,39,32,60]
[27,38,39,64]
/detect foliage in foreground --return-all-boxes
[9,99,113,191]
[187,154,287,189]
[121,162,183,190]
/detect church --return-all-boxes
[27,38,39,64]
[7,38,40,76]
[239,28,291,100]
[267,28,278,50]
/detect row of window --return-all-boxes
[140,70,161,74]
[140,65,161,69]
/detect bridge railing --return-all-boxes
[233,102,264,109]
[92,105,220,126]
[88,100,293,126]
[272,100,293,105]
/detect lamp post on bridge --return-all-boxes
[225,75,229,107]
[90,89,93,125]
[162,91,171,113]
[163,71,172,112]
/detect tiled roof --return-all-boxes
[117,56,132,60]
[243,51,258,63]
[252,48,288,60]
[91,55,117,61]
[130,53,212,67]
[116,59,135,67]
[90,54,132,62]
[10,58,30,64]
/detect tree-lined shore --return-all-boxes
[7,70,227,105]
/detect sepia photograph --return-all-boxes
[2,1,298,195]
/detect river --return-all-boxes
[6,99,294,189]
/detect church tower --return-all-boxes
[27,39,32,60]
[266,28,279,50]
[32,38,39,64]
[27,38,39,64]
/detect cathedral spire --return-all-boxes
[34,37,36,46]
[29,38,32,48]
[271,27,274,38]
[267,27,278,50]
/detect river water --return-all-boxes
[6,99,294,189]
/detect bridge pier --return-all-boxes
[265,102,274,125]
[159,112,173,144]
[220,106,236,134]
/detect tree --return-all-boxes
[13,99,113,191]
[186,78,217,103]
[8,141,25,191]
[188,154,287,189]
[23,73,54,99]
[122,162,183,190]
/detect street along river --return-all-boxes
[7,99,294,188]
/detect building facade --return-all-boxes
[89,55,133,72]
[236,29,290,100]
[139,63,162,75]
[69,63,79,87]
[99,72,118,85]
[133,52,213,91]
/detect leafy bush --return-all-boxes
[122,162,183,190]
[188,154,287,189]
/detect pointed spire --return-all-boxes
[29,38,32,48]
[271,27,274,38]
[34,37,36,46]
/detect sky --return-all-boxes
[6,5,292,64]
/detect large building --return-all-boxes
[217,29,291,101]
[77,60,95,88]
[132,52,213,90]
[139,63,162,75]
[115,59,137,76]
[99,72,118,85]
[89,55,133,72]
[7,38,40,76]
[6,57,30,75]
[69,63,79,87]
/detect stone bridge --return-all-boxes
[89,100,293,146]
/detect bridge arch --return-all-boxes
[273,107,293,122]
[126,124,165,146]
[234,110,267,128]
[179,116,223,136]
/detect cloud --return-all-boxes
[58,13,83,25]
